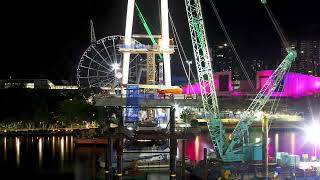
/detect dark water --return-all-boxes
[0,136,77,179]
[0,129,319,179]
[178,129,320,161]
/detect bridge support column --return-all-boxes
[203,148,208,180]
[181,139,186,179]
[106,136,113,180]
[116,109,124,180]
[116,136,123,180]
[170,107,176,180]
[262,114,269,178]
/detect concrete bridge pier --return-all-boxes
[170,107,177,180]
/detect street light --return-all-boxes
[173,103,179,110]
[112,63,120,71]
[112,63,121,87]
[304,121,320,157]
[305,122,320,145]
[186,60,192,94]
[115,72,123,79]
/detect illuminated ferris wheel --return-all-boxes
[77,35,146,88]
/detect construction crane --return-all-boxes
[221,47,296,161]
[219,0,297,161]
[183,0,224,158]
[184,0,297,161]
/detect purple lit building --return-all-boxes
[181,70,320,98]
[256,70,320,97]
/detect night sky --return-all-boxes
[2,0,320,81]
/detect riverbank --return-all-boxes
[198,120,303,131]
[0,127,98,136]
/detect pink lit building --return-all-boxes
[181,70,320,97]
[256,70,320,97]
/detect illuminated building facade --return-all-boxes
[283,40,320,76]
[212,43,243,81]
[182,70,320,97]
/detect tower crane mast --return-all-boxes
[184,0,224,157]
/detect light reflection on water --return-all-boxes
[39,137,43,168]
[178,130,320,161]
[60,136,65,168]
[275,133,279,153]
[71,136,74,160]
[52,136,55,159]
[1,135,75,172]
[15,137,20,167]
[0,130,319,177]
[4,136,7,161]
[179,134,210,161]
[66,136,69,155]
[290,132,295,154]
[195,135,199,160]
[270,130,320,157]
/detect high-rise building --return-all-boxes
[212,43,266,80]
[247,59,265,80]
[212,43,240,80]
[282,40,320,76]
[212,43,233,72]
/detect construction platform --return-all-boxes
[94,94,202,107]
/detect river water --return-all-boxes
[180,129,320,162]
[0,129,319,179]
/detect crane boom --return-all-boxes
[184,0,219,116]
[184,0,224,157]
[225,48,296,156]
[223,0,298,159]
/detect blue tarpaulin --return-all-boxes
[126,85,140,122]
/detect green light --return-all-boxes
[135,3,157,45]
[135,3,162,59]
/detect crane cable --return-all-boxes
[268,63,292,130]
[270,64,292,114]
[261,0,289,49]
[208,0,255,92]
[169,12,197,93]
[169,12,196,93]
[169,12,197,82]
[261,0,294,129]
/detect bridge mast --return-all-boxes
[122,0,172,90]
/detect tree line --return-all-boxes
[0,87,97,130]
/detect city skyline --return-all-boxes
[282,40,320,76]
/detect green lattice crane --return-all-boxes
[184,0,297,161]
[221,47,296,161]
[183,0,224,158]
[220,0,297,161]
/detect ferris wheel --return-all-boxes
[77,35,146,88]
